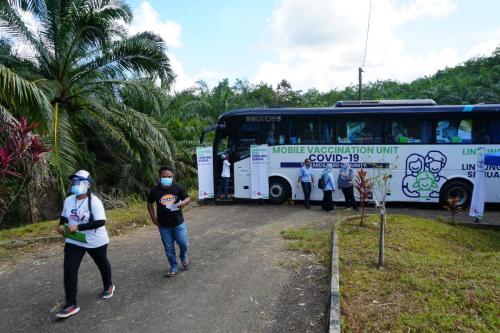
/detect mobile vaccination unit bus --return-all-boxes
[201,100,500,206]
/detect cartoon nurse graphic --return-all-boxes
[412,171,438,198]
[402,150,448,199]
[424,151,447,198]
[402,154,425,197]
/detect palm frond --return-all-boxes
[75,32,174,86]
[8,0,45,15]
[0,64,54,123]
[47,103,78,198]
[0,1,39,47]
[82,102,138,161]
[0,104,15,124]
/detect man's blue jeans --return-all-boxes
[158,223,189,272]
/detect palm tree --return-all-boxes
[0,0,175,196]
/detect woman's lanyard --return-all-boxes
[74,197,87,222]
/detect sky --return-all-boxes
[124,1,499,92]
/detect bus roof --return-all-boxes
[219,103,500,120]
[334,99,437,107]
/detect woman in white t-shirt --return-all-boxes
[55,170,114,319]
[218,154,231,199]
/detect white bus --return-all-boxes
[202,100,500,206]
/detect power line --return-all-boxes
[361,0,373,69]
[359,0,373,100]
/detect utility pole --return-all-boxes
[358,67,363,100]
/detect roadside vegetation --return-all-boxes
[281,226,333,266]
[282,213,499,332]
[0,203,149,259]
[338,215,499,332]
[0,188,197,259]
[1,0,499,229]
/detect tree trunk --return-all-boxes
[359,200,366,226]
[378,208,385,268]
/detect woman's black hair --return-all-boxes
[159,165,175,175]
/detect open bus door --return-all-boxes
[200,123,235,199]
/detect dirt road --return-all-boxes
[0,204,334,333]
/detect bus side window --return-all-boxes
[260,121,287,146]
[420,121,432,144]
[436,119,472,143]
[336,120,349,143]
[489,118,500,143]
[387,120,431,144]
[320,118,335,144]
[289,116,319,144]
[472,118,490,144]
[341,120,382,144]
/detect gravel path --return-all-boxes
[0,204,334,333]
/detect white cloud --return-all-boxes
[129,1,199,91]
[192,69,224,87]
[253,0,467,91]
[465,27,500,59]
[169,54,197,91]
[129,1,182,48]
[128,1,228,92]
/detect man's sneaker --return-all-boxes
[55,304,80,319]
[100,285,115,299]
[181,259,190,270]
[165,269,177,277]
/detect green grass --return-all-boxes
[0,189,198,245]
[0,203,150,250]
[339,215,500,332]
[281,226,333,266]
[0,189,199,258]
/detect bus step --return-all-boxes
[215,197,234,205]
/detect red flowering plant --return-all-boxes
[0,116,48,222]
[354,168,373,226]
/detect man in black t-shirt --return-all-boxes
[147,166,191,277]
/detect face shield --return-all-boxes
[70,179,87,186]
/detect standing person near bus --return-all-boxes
[338,163,358,210]
[321,164,336,212]
[297,158,315,209]
[55,170,114,319]
[147,166,191,277]
[218,153,231,199]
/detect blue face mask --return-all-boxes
[71,185,87,195]
[160,177,173,187]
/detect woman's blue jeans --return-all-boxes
[158,223,189,272]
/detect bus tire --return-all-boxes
[439,179,472,208]
[268,177,290,204]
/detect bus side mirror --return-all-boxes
[200,123,226,143]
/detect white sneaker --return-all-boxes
[100,285,115,299]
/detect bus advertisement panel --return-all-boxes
[261,144,500,204]
[250,144,269,199]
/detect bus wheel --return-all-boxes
[269,177,290,204]
[440,180,472,208]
